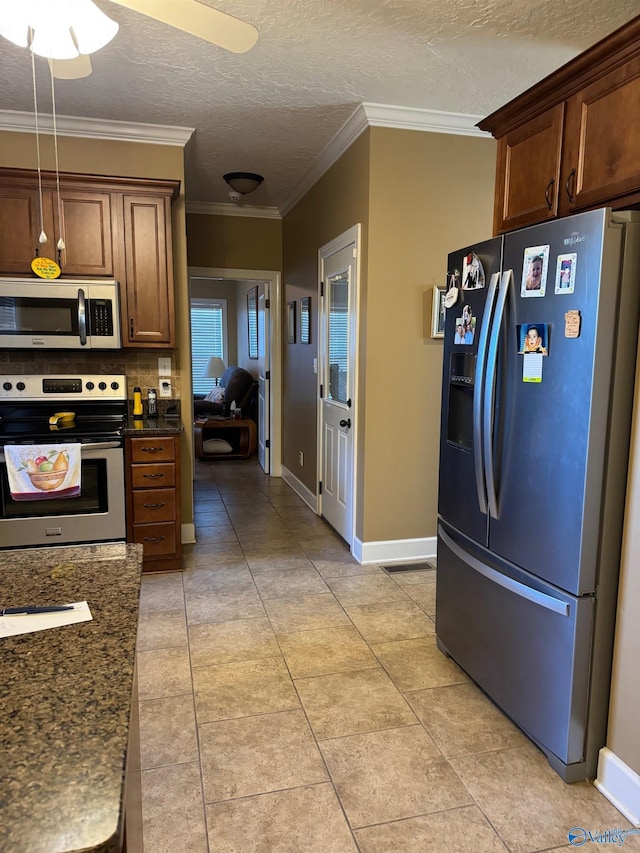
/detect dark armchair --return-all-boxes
[194,365,258,423]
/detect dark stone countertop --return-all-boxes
[123,416,183,435]
[0,543,143,853]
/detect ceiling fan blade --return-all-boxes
[108,0,258,53]
[49,55,93,79]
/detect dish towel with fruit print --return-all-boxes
[5,444,82,501]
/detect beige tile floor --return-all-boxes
[137,458,640,852]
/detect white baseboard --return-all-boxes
[281,466,319,513]
[181,522,196,546]
[353,536,437,565]
[595,748,640,826]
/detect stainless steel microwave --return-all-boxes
[0,279,121,349]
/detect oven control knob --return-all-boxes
[86,381,95,390]
[3,381,12,391]
[111,381,120,390]
[98,382,107,391]
[16,382,25,391]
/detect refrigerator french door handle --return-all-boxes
[439,525,570,616]
[483,269,512,519]
[473,271,500,514]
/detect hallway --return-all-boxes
[136,459,638,851]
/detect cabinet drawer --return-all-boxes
[129,436,175,462]
[132,522,176,557]
[132,488,176,524]
[131,463,176,489]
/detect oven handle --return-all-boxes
[80,441,123,455]
[0,441,122,463]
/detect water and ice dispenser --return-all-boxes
[446,352,476,450]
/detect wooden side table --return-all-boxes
[194,417,257,460]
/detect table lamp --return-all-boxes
[202,357,226,386]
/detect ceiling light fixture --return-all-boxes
[223,172,264,202]
[0,0,119,60]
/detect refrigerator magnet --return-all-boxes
[445,269,460,307]
[454,311,476,345]
[555,253,577,294]
[565,310,581,338]
[522,353,544,383]
[462,252,485,289]
[518,323,549,355]
[520,245,550,297]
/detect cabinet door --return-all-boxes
[561,55,640,214]
[0,186,55,273]
[493,104,564,234]
[57,190,113,275]
[122,194,175,347]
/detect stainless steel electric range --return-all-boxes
[0,374,127,549]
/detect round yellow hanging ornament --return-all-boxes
[31,256,61,279]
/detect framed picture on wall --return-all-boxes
[287,301,296,344]
[247,287,258,358]
[431,285,447,339]
[300,297,311,344]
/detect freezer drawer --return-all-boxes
[436,524,594,776]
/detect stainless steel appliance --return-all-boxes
[0,374,127,548]
[0,279,121,349]
[436,208,640,782]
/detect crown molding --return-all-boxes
[0,109,194,146]
[363,102,488,136]
[186,200,281,219]
[279,102,489,216]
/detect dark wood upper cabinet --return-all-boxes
[479,16,640,234]
[0,169,179,348]
[57,190,113,276]
[122,193,174,347]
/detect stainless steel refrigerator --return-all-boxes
[436,207,640,782]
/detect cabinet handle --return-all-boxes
[143,536,166,542]
[544,177,555,210]
[143,472,164,479]
[144,503,165,509]
[129,318,134,337]
[565,168,576,203]
[141,446,163,453]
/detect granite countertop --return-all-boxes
[0,543,143,853]
[123,415,183,435]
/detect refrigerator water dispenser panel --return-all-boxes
[447,352,476,450]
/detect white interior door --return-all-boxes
[257,282,270,473]
[319,234,358,543]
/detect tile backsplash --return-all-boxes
[0,349,182,404]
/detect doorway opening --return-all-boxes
[188,266,282,476]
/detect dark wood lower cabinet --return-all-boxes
[125,434,183,572]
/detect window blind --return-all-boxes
[191,299,226,394]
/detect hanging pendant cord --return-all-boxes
[31,48,46,248]
[49,64,65,253]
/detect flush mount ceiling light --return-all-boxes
[0,0,119,59]
[223,172,264,202]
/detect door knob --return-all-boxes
[339,418,351,428]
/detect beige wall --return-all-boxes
[607,351,640,776]
[361,127,495,541]
[187,213,282,271]
[282,130,371,492]
[0,130,194,525]
[282,126,495,544]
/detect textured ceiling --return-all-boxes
[0,0,638,211]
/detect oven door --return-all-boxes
[0,442,125,549]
